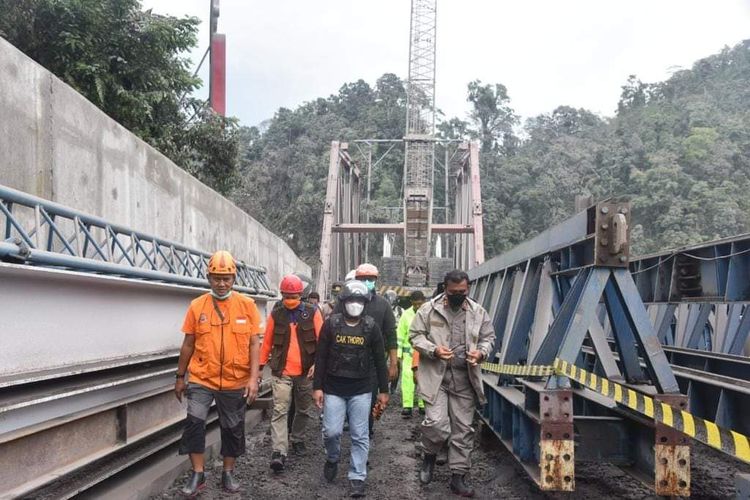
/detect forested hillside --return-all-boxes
[234,40,750,262]
[4,1,748,265]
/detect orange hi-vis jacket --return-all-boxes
[182,292,262,391]
[260,306,323,377]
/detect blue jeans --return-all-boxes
[322,392,371,481]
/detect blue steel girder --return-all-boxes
[0,184,273,295]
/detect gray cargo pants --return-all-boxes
[420,367,476,473]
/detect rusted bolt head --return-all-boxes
[563,454,571,461]
[661,458,668,465]
[678,459,687,467]
[601,206,609,214]
[546,454,554,461]
[679,480,687,488]
[564,476,572,483]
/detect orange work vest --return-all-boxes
[183,292,261,390]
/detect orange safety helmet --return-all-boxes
[208,250,236,275]
[280,274,304,294]
[355,263,379,279]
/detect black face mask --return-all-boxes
[446,293,467,308]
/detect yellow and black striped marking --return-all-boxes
[481,361,555,377]
[481,358,750,464]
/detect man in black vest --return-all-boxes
[314,280,389,498]
[260,275,323,472]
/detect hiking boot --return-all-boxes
[291,441,307,455]
[270,451,286,472]
[419,453,436,485]
[222,469,241,493]
[449,473,475,497]
[401,408,413,418]
[350,479,366,497]
[323,460,338,482]
[179,471,206,497]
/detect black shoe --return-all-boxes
[419,453,436,485]
[323,460,338,482]
[449,473,475,497]
[291,441,307,455]
[401,408,413,418]
[179,471,206,497]
[222,469,241,493]
[350,479,366,497]
[418,407,426,416]
[270,451,286,472]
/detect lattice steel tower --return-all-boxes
[403,0,437,286]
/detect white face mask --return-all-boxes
[345,302,365,318]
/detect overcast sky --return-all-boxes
[143,0,750,128]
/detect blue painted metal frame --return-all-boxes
[0,184,274,295]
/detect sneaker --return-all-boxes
[401,408,413,418]
[270,451,286,472]
[323,460,338,482]
[291,441,306,455]
[179,471,206,497]
[350,479,366,497]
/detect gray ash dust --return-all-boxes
[154,391,747,499]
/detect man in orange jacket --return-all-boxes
[174,250,262,496]
[261,274,324,472]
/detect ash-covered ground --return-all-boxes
[155,390,747,499]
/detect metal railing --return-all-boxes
[0,185,274,295]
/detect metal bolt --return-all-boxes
[600,223,609,230]
[600,206,609,214]
[619,207,628,214]
[619,256,627,263]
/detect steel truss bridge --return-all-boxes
[3,180,748,497]
[469,199,750,495]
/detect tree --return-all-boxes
[466,80,518,153]
[0,0,240,195]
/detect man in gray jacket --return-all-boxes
[409,270,495,497]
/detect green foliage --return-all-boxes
[0,0,240,195]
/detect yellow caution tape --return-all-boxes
[377,285,411,297]
[481,358,750,464]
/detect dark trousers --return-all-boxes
[178,383,247,458]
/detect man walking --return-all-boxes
[397,290,426,417]
[334,264,398,435]
[409,270,495,497]
[313,281,390,498]
[260,274,323,472]
[175,250,262,496]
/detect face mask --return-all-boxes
[211,290,232,300]
[345,301,365,317]
[283,298,301,310]
[447,293,467,308]
[364,279,376,292]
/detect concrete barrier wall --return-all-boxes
[0,37,309,287]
